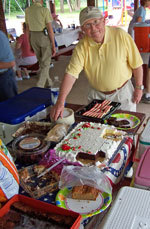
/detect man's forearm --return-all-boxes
[133,66,143,87]
[0,61,15,69]
[57,73,76,104]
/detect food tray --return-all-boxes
[75,99,121,123]
[12,121,53,138]
[12,134,51,165]
[18,164,59,199]
[0,194,82,229]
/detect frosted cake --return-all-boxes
[54,122,125,166]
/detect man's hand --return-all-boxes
[133,88,143,104]
[52,45,56,57]
[50,101,64,121]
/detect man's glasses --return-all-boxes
[83,19,103,29]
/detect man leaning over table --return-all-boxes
[25,0,56,88]
[0,30,18,102]
[50,6,144,121]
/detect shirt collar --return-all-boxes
[34,2,42,7]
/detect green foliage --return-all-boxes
[4,0,27,12]
[55,0,60,7]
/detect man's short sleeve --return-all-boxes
[25,8,29,25]
[0,31,14,63]
[45,8,52,24]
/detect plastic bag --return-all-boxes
[59,165,112,194]
[0,139,19,202]
[45,123,70,142]
[39,149,81,176]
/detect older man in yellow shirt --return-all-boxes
[51,6,143,121]
[25,0,56,88]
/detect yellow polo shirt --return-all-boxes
[66,26,143,92]
[25,3,52,31]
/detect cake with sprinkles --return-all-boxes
[54,122,125,166]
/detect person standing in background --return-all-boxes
[128,0,150,38]
[141,58,150,103]
[15,22,37,81]
[25,0,56,88]
[52,13,63,33]
[0,30,18,102]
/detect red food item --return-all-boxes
[82,123,91,128]
[61,144,71,151]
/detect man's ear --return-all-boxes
[103,17,106,24]
[81,26,85,33]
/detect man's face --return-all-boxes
[81,18,105,43]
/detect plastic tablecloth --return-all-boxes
[17,137,133,203]
[55,28,80,47]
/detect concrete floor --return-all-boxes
[17,55,150,125]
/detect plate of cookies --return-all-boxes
[104,113,140,130]
[56,185,112,218]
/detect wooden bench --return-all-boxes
[52,44,76,61]
[20,62,39,71]
[19,44,75,71]
[19,62,39,76]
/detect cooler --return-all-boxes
[139,119,150,158]
[134,23,150,53]
[0,87,52,144]
[134,147,150,190]
[101,187,150,229]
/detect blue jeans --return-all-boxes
[0,68,18,102]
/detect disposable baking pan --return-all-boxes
[18,164,59,199]
[0,194,82,229]
[75,99,121,123]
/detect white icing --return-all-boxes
[55,122,124,165]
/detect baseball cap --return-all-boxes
[79,6,103,26]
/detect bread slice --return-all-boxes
[72,185,99,200]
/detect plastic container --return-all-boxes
[0,87,52,144]
[134,147,150,190]
[0,194,82,229]
[139,119,150,158]
[12,134,51,165]
[50,76,61,105]
[101,187,150,229]
[134,23,150,53]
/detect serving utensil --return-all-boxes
[37,157,65,178]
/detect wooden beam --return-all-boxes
[134,0,139,11]
[0,0,7,35]
[49,0,56,14]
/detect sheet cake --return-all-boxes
[54,122,125,166]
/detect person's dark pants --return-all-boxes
[0,68,18,102]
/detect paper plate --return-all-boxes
[104,113,140,130]
[56,187,112,218]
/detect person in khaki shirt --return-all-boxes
[25,0,56,88]
[50,6,144,121]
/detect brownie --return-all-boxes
[72,185,99,200]
[11,202,75,227]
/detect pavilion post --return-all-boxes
[0,0,7,35]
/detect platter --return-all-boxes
[56,187,112,218]
[104,113,140,130]
[75,99,121,123]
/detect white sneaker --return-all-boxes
[16,76,23,81]
[23,75,30,79]
[50,63,54,68]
